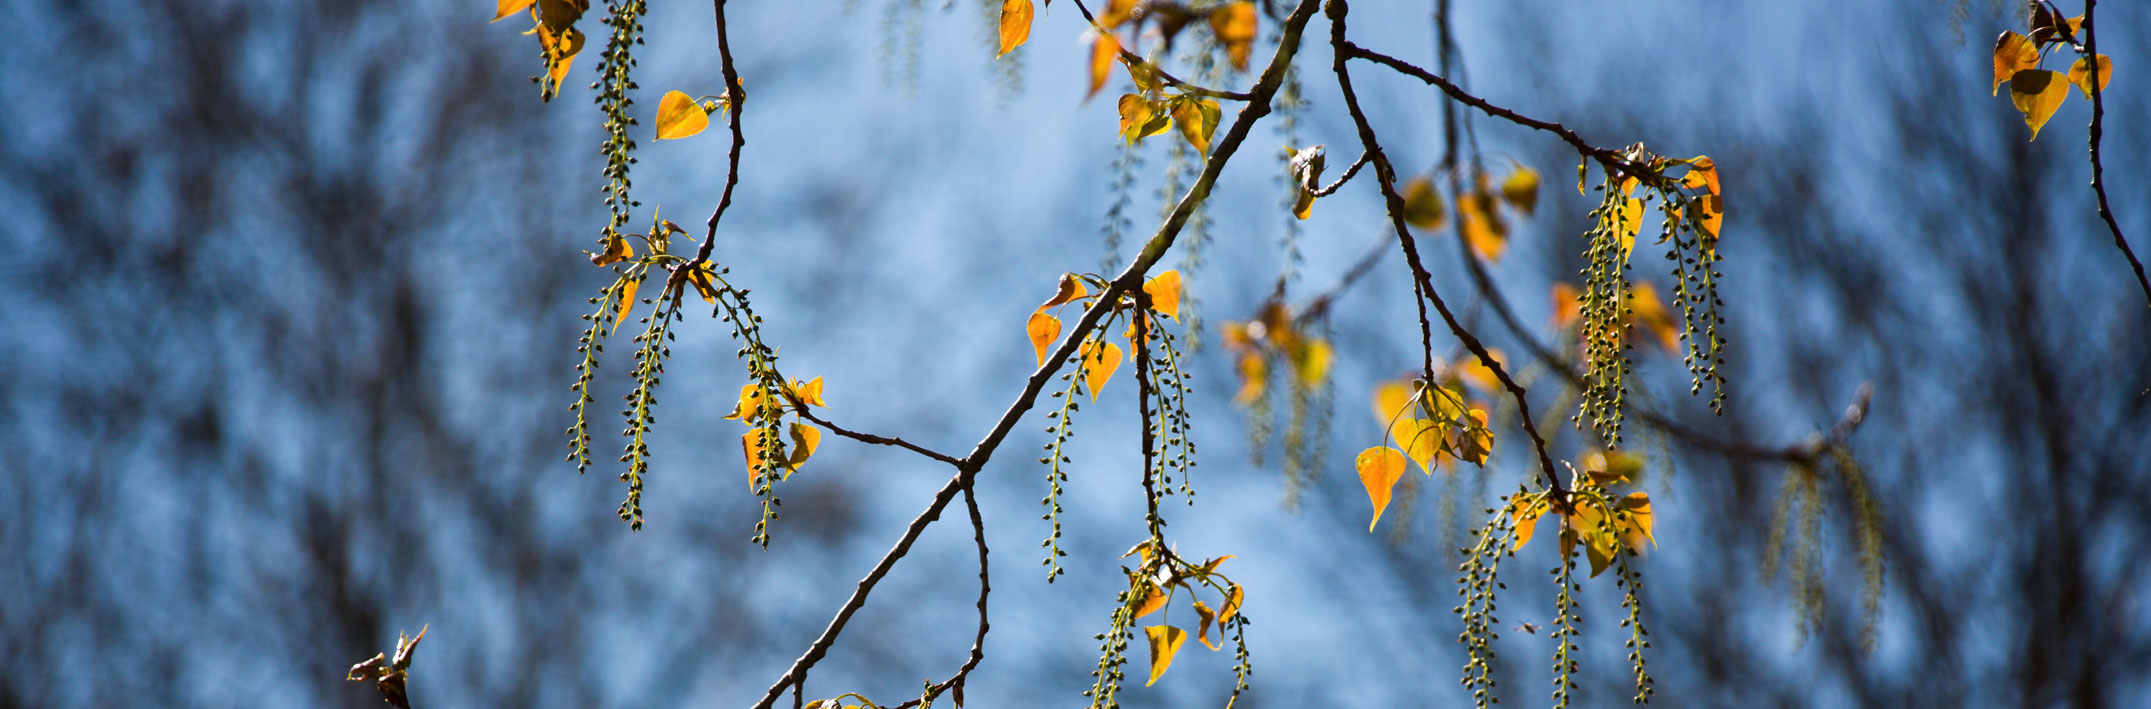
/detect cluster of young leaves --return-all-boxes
[1355,369,1499,531]
[724,377,829,489]
[343,625,427,709]
[1028,271,1183,581]
[1992,1,2113,140]
[1572,149,1727,446]
[1085,541,1251,709]
[492,0,587,100]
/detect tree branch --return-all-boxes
[791,406,964,468]
[1308,150,1371,197]
[749,2,1323,703]
[2080,0,2149,311]
[691,0,747,267]
[1068,0,1258,101]
[1327,0,1568,493]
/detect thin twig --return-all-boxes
[2080,0,2150,310]
[888,484,992,709]
[791,406,964,468]
[1327,0,1567,493]
[749,2,1324,704]
[1309,150,1372,197]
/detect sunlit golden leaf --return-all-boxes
[1992,31,2041,96]
[1401,176,1447,230]
[997,0,1033,57]
[2009,69,2072,140]
[1118,94,1160,144]
[537,25,584,96]
[1458,189,1508,262]
[1550,282,1581,330]
[1083,339,1124,401]
[1678,156,1720,197]
[1582,449,1645,487]
[1027,311,1062,366]
[1372,380,1415,427]
[1144,270,1182,321]
[1040,273,1089,310]
[1218,583,1244,624]
[1616,491,1655,550]
[588,235,633,266]
[1629,282,1680,353]
[1232,352,1266,404]
[1393,418,1444,475]
[1134,582,1170,619]
[1208,2,1257,71]
[1144,625,1188,686]
[610,277,639,337]
[1356,446,1408,531]
[655,90,711,140]
[1088,33,1122,100]
[723,384,761,421]
[1500,165,1541,216]
[1193,600,1220,650]
[787,376,827,408]
[494,0,537,22]
[1291,338,1332,387]
[785,422,821,472]
[1455,408,1492,466]
[1100,0,1137,28]
[686,263,720,303]
[1687,194,1725,241]
[1171,98,1222,153]
[1196,555,1234,578]
[1508,496,1549,552]
[742,430,767,483]
[2069,54,2112,100]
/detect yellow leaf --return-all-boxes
[2069,54,2112,100]
[1500,165,1541,216]
[1100,0,1136,28]
[1291,338,1332,387]
[1196,555,1234,578]
[1171,98,1222,153]
[1134,582,1170,619]
[1582,449,1645,487]
[686,262,720,303]
[1616,491,1655,550]
[723,384,762,421]
[1356,446,1408,531]
[1563,498,1617,577]
[1026,311,1062,367]
[1400,176,1447,230]
[536,0,585,31]
[588,235,633,266]
[1143,270,1182,321]
[1577,156,1590,196]
[1686,194,1725,242]
[1629,282,1680,353]
[1393,418,1444,475]
[1372,380,1415,426]
[1144,625,1188,686]
[1508,496,1549,552]
[1218,583,1244,624]
[1292,188,1317,220]
[1615,197,1645,257]
[996,0,1033,57]
[1451,348,1506,395]
[1087,33,1121,100]
[610,277,640,337]
[1455,408,1492,466]
[1192,600,1220,650]
[1040,272,1090,310]
[787,376,827,408]
[2009,69,2072,140]
[742,430,768,482]
[1550,283,1581,330]
[1458,189,1508,263]
[1991,31,2040,96]
[1232,352,1266,404]
[494,0,537,22]
[1117,94,1157,144]
[537,25,585,96]
[785,422,822,471]
[655,90,711,140]
[1208,2,1257,72]
[1678,156,1720,197]
[1083,339,1124,401]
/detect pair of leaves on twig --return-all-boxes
[1123,543,1244,687]
[1991,7,2112,140]
[1507,454,1656,577]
